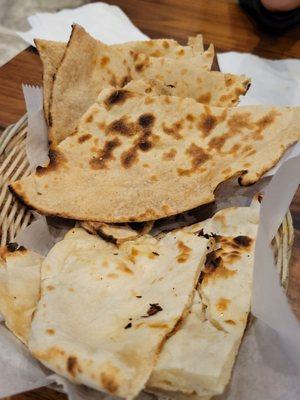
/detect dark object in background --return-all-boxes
[240,0,300,33]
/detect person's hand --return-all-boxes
[261,0,300,11]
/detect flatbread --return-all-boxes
[40,26,249,146]
[28,228,211,399]
[36,33,205,125]
[130,57,249,106]
[148,206,259,398]
[49,25,215,145]
[10,87,300,222]
[0,244,43,344]
[35,39,66,125]
[149,291,240,398]
[187,35,204,53]
[80,220,154,244]
[48,25,130,145]
[122,70,249,107]
[114,34,204,58]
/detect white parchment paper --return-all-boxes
[0,325,51,398]
[17,2,147,47]
[22,85,49,170]
[217,52,300,107]
[252,157,300,370]
[1,58,300,400]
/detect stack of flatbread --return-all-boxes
[9,26,300,221]
[2,24,300,399]
[0,205,258,399]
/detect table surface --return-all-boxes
[0,1,299,399]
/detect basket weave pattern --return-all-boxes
[0,116,33,246]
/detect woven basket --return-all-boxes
[0,116,34,246]
[0,116,294,288]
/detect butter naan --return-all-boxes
[10,86,300,222]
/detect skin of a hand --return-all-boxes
[261,0,300,11]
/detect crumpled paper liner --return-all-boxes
[0,83,299,400]
[17,2,148,47]
[0,325,51,398]
[22,85,49,171]
[217,52,300,107]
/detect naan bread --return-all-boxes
[148,206,259,398]
[35,39,65,125]
[49,25,214,145]
[149,291,240,399]
[48,25,130,145]
[0,244,43,344]
[130,56,249,106]
[80,220,153,244]
[121,72,249,107]
[28,228,211,399]
[114,34,204,58]
[10,87,300,222]
[48,25,250,145]
[36,33,205,126]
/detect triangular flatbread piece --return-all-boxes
[28,228,211,399]
[148,206,259,398]
[10,87,300,222]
